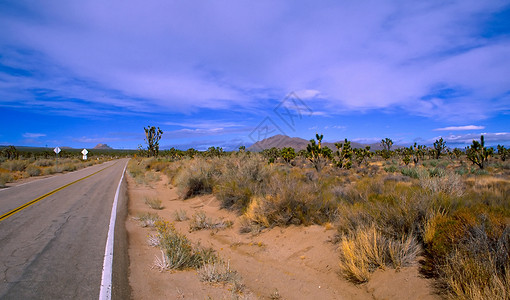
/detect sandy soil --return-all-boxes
[126,173,440,300]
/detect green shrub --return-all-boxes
[26,165,42,176]
[2,160,28,171]
[400,167,419,179]
[33,159,55,167]
[174,157,219,198]
[0,173,13,187]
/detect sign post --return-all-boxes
[54,147,61,168]
[81,149,88,160]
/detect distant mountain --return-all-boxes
[93,143,113,150]
[247,134,384,152]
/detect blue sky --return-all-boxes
[1,0,509,150]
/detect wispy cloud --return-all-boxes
[431,132,510,146]
[22,133,46,138]
[164,120,242,129]
[0,1,508,121]
[434,125,485,131]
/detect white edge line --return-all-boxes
[99,160,128,300]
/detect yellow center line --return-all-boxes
[0,162,117,222]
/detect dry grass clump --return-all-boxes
[198,259,240,284]
[418,169,465,197]
[153,221,217,271]
[144,197,163,210]
[338,225,420,283]
[173,209,189,222]
[189,211,233,232]
[135,212,161,227]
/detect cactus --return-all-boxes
[433,137,446,159]
[466,135,493,169]
[333,139,353,169]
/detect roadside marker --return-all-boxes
[0,163,115,222]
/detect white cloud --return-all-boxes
[294,89,320,99]
[23,133,46,138]
[0,0,509,121]
[434,125,485,131]
[430,132,510,145]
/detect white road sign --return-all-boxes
[54,147,61,154]
[81,149,88,155]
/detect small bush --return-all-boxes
[33,159,55,167]
[198,260,240,284]
[2,160,28,171]
[173,209,189,222]
[189,211,232,232]
[0,173,13,187]
[135,212,160,227]
[401,167,419,179]
[419,169,464,197]
[383,165,398,173]
[174,157,218,198]
[26,165,42,176]
[155,221,217,270]
[144,197,163,210]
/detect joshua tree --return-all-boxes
[2,146,18,160]
[354,146,373,166]
[262,147,280,164]
[497,145,508,161]
[280,147,296,164]
[144,126,163,157]
[206,146,223,157]
[334,139,353,169]
[466,135,493,169]
[433,137,446,159]
[185,148,198,158]
[306,134,332,172]
[380,138,393,160]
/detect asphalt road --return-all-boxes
[0,158,130,299]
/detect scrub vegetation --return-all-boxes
[133,134,510,299]
[0,146,120,187]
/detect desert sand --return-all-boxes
[126,173,440,300]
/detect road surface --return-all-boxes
[0,159,130,299]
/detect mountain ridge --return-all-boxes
[247,134,384,152]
